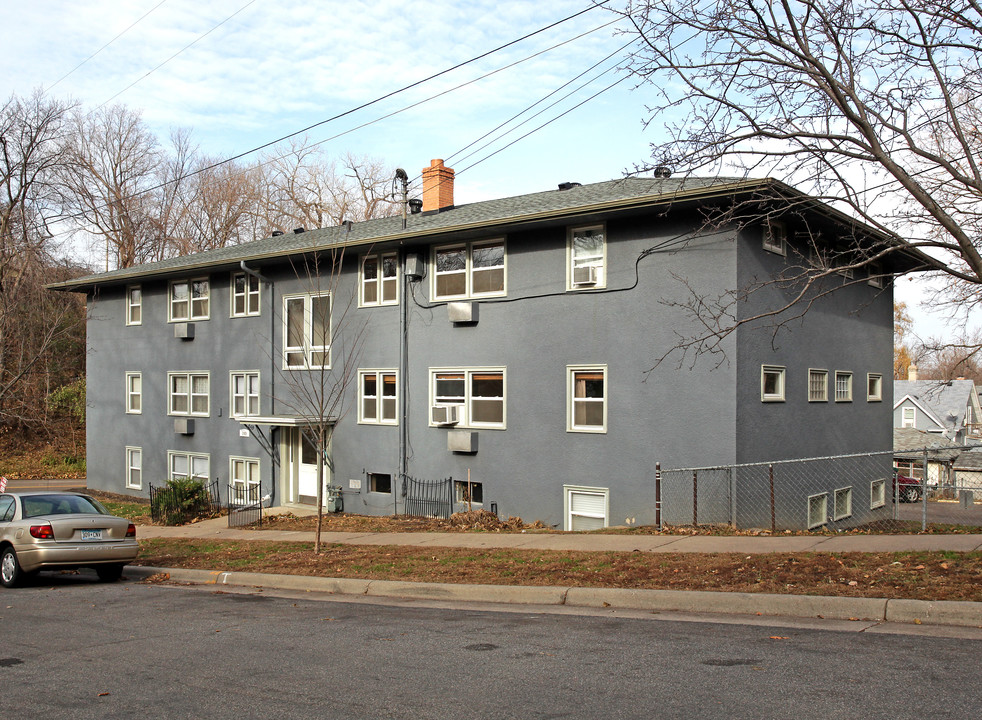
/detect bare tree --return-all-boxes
[61,104,162,269]
[619,1,982,352]
[273,248,366,552]
[256,140,397,232]
[0,91,86,432]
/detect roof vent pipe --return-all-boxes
[293,227,305,234]
[654,166,672,178]
[271,230,284,237]
[408,198,423,214]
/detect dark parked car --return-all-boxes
[893,472,924,503]
[0,491,138,587]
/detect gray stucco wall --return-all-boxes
[733,224,894,528]
[83,205,893,530]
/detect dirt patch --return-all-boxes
[257,509,548,533]
[135,538,982,602]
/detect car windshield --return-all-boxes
[20,494,109,518]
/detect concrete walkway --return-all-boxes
[137,516,982,553]
[131,517,982,629]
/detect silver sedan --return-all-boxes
[0,491,139,587]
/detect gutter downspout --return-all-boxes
[398,252,408,516]
[240,260,276,506]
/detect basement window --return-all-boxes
[807,493,828,529]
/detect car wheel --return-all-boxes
[903,486,921,503]
[1,547,23,588]
[95,563,125,582]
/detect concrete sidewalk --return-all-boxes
[131,517,982,629]
[137,516,982,553]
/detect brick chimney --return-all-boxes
[908,362,918,381]
[421,159,455,212]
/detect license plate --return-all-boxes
[80,529,103,540]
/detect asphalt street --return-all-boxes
[2,575,981,719]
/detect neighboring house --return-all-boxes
[953,449,982,491]
[893,427,959,489]
[893,380,982,444]
[51,163,907,530]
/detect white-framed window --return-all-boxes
[169,278,210,321]
[568,365,607,433]
[359,370,397,425]
[564,485,609,531]
[430,367,506,428]
[902,406,916,428]
[868,262,885,288]
[125,372,142,414]
[126,285,142,326]
[833,486,853,521]
[808,368,828,402]
[283,292,331,369]
[369,473,392,494]
[567,224,606,289]
[763,220,787,255]
[229,456,260,505]
[125,446,142,490]
[432,239,505,300]
[168,450,209,483]
[231,272,261,317]
[230,371,260,417]
[455,480,483,504]
[361,252,398,306]
[761,365,786,402]
[169,372,209,416]
[807,492,828,529]
[835,371,853,402]
[867,373,883,402]
[870,479,886,509]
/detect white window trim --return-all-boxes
[429,366,506,429]
[867,373,883,402]
[125,446,142,490]
[229,371,261,418]
[167,450,210,483]
[807,368,828,403]
[563,484,610,531]
[125,285,142,326]
[229,456,261,505]
[835,371,853,402]
[431,239,506,301]
[807,492,828,529]
[359,252,399,307]
[763,220,787,255]
[867,263,885,288]
[566,224,607,291]
[230,272,262,318]
[567,364,608,433]
[358,369,399,425]
[761,365,786,402]
[870,479,886,510]
[168,277,210,322]
[833,486,853,521]
[282,291,332,370]
[168,371,210,417]
[368,472,393,494]
[125,371,142,414]
[902,406,916,428]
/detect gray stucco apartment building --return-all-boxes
[52,162,904,530]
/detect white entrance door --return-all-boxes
[296,430,326,505]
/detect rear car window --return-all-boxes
[21,494,109,518]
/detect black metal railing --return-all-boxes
[227,484,263,528]
[149,478,222,525]
[402,475,454,519]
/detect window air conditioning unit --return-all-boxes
[572,265,598,286]
[431,405,460,426]
[174,418,195,435]
[174,322,195,340]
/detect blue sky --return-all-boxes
[0,0,951,341]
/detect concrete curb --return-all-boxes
[123,566,982,628]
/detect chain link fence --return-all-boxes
[657,446,982,532]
